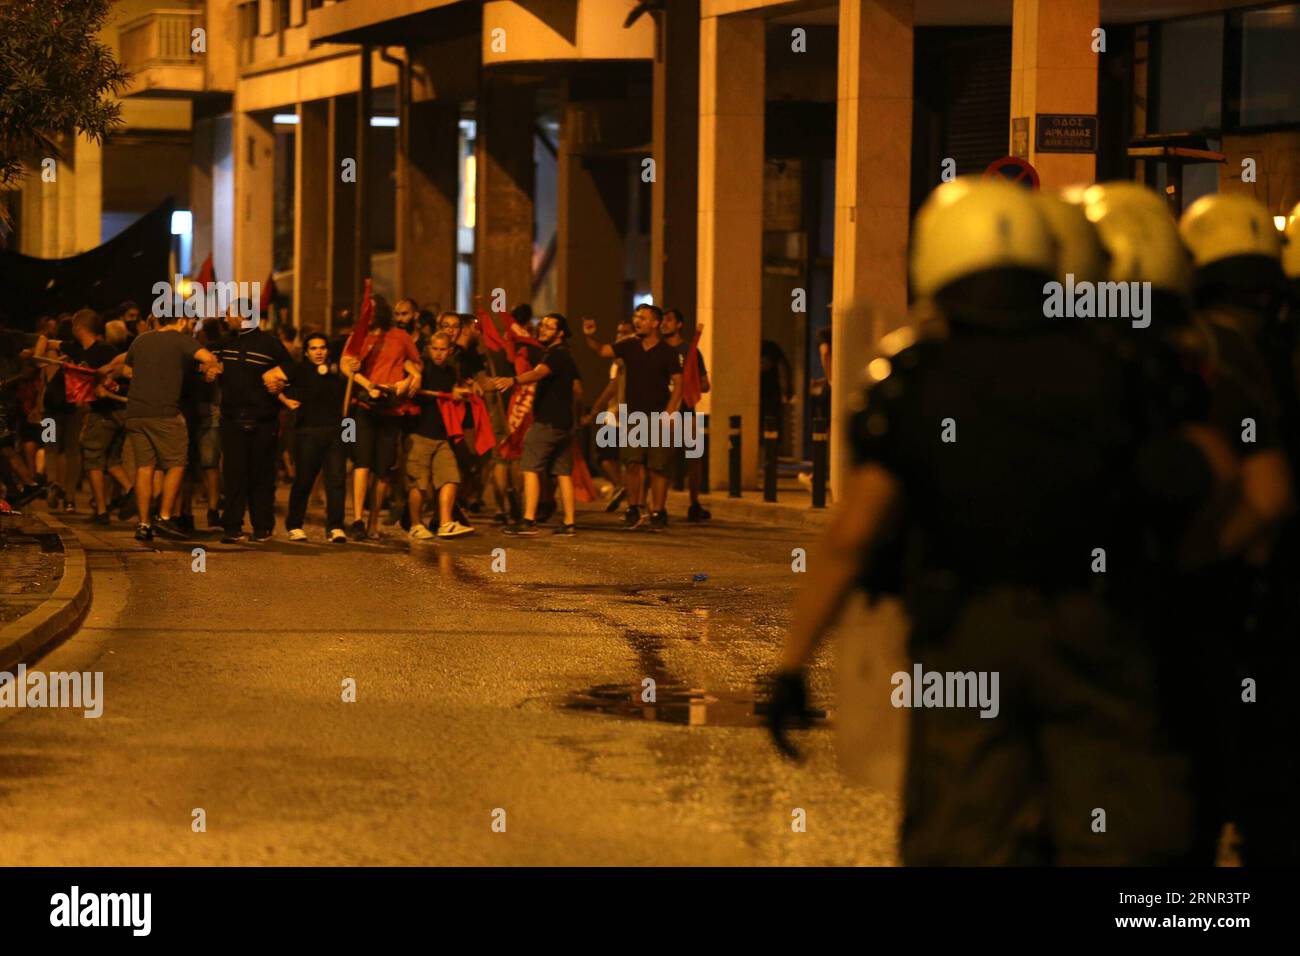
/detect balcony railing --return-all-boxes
[120,9,203,72]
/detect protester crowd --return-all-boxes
[0,292,712,543]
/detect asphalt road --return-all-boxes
[0,498,900,866]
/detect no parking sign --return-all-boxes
[984,156,1041,190]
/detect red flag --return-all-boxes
[499,391,534,459]
[195,254,214,286]
[476,308,507,354]
[468,395,496,456]
[259,272,277,318]
[506,322,540,375]
[682,327,703,407]
[344,279,374,357]
[62,363,98,405]
[483,322,542,459]
[571,436,598,503]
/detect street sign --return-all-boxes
[984,155,1041,190]
[1036,113,1098,153]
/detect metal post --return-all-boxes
[699,412,709,491]
[728,414,741,498]
[811,415,828,508]
[762,414,778,503]
[673,416,687,490]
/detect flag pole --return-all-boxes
[341,278,374,417]
[475,306,521,520]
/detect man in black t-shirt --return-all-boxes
[660,308,711,522]
[282,332,350,542]
[407,332,475,539]
[583,304,681,531]
[493,313,582,536]
[124,315,220,540]
[212,308,293,542]
[68,310,131,524]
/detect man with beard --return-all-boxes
[407,332,475,539]
[494,313,581,536]
[659,308,710,523]
[583,305,682,531]
[339,297,421,540]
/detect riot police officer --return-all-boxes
[767,177,1214,865]
[1285,201,1300,298]
[1179,193,1299,865]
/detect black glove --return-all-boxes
[764,669,813,761]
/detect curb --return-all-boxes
[0,511,93,671]
[665,490,832,531]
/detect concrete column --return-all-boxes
[696,13,764,490]
[40,153,60,258]
[19,175,48,258]
[233,108,275,291]
[650,0,699,314]
[354,47,372,315]
[191,116,215,274]
[327,94,358,328]
[295,100,330,330]
[57,145,77,258]
[52,134,101,258]
[213,113,234,286]
[1010,0,1100,188]
[474,83,534,309]
[557,93,630,395]
[72,134,102,254]
[831,0,914,502]
[402,99,460,314]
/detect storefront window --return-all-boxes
[1236,4,1300,126]
[1155,15,1223,131]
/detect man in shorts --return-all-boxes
[495,313,581,536]
[340,298,421,540]
[123,314,219,541]
[583,305,682,531]
[406,332,474,539]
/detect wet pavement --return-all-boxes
[0,498,900,865]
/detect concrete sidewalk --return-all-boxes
[665,487,832,530]
[0,511,92,670]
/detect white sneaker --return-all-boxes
[409,523,436,540]
[287,528,308,541]
[437,520,475,538]
[328,528,347,544]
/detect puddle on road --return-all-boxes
[563,681,829,728]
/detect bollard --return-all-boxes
[728,414,742,498]
[763,415,779,503]
[673,415,687,491]
[811,416,828,508]
[699,412,710,492]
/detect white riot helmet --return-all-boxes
[1082,181,1193,297]
[1179,193,1282,268]
[910,177,1056,299]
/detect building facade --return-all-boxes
[5,0,1299,494]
